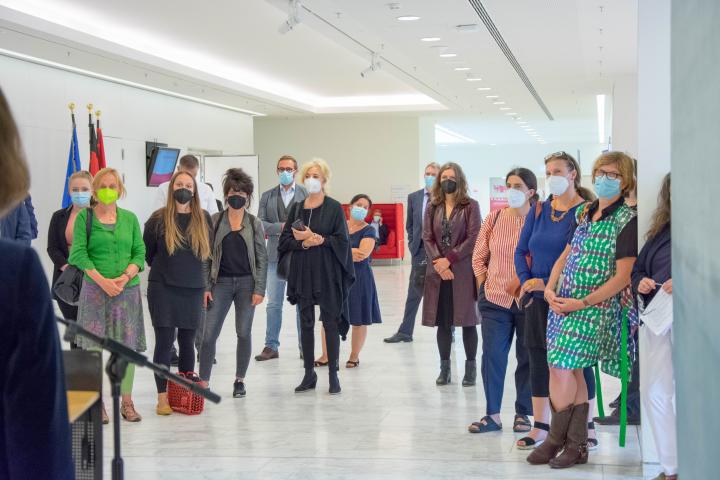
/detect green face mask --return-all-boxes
[97,188,119,205]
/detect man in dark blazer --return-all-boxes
[0,201,32,246]
[255,155,308,361]
[385,162,440,343]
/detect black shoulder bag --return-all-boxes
[53,209,93,306]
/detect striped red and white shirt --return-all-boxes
[472,208,526,309]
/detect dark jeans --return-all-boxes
[397,262,426,337]
[479,301,531,416]
[300,305,339,371]
[199,276,256,381]
[153,326,195,393]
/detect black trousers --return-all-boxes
[300,305,340,371]
[153,326,196,393]
[436,280,478,361]
[398,262,425,337]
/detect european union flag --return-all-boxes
[62,113,81,208]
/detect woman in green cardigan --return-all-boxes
[69,167,147,423]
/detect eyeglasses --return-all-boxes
[595,169,622,180]
[277,167,295,173]
[544,151,571,161]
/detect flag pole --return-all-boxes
[68,102,77,173]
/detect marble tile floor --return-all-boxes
[85,264,661,479]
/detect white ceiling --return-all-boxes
[0,0,638,143]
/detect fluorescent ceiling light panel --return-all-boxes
[435,124,476,144]
[466,77,483,82]
[485,95,499,99]
[493,101,505,105]
[477,87,491,91]
[499,107,511,110]
[421,37,441,42]
[397,15,421,21]
[517,121,528,124]
[3,0,438,111]
[454,67,471,71]
[597,94,606,144]
[439,53,458,58]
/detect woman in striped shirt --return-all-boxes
[467,168,537,434]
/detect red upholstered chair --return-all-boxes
[341,203,405,260]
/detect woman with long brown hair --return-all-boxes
[144,170,212,415]
[633,174,675,480]
[422,162,482,385]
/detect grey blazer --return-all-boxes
[406,188,428,265]
[258,184,308,262]
[208,210,268,296]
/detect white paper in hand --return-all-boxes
[639,288,673,336]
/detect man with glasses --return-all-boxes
[255,155,307,361]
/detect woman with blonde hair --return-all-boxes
[529,151,638,469]
[278,158,354,395]
[69,167,147,423]
[144,170,213,415]
[47,170,93,341]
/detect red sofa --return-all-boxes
[341,203,405,260]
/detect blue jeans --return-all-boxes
[199,276,256,381]
[264,262,301,352]
[479,300,532,416]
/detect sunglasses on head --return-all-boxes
[544,151,572,161]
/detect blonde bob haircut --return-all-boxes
[591,151,637,197]
[299,158,331,191]
[92,167,126,199]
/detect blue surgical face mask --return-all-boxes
[506,188,528,209]
[350,206,368,221]
[279,171,294,186]
[594,175,622,199]
[70,191,91,207]
[424,175,436,190]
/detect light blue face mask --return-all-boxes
[70,191,91,207]
[350,206,368,221]
[594,175,622,199]
[279,171,294,186]
[424,175,436,190]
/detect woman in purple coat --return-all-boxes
[422,162,482,386]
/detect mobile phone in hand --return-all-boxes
[291,219,307,231]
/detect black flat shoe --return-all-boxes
[329,374,341,395]
[295,372,318,393]
[233,380,246,398]
[383,332,413,343]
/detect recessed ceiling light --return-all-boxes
[454,67,471,71]
[421,37,441,42]
[477,87,492,91]
[493,101,506,105]
[485,95,499,99]
[466,77,483,81]
[517,121,528,124]
[506,112,518,115]
[499,107,511,110]
[439,53,458,58]
[397,15,421,21]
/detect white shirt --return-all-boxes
[154,178,219,214]
[280,183,296,208]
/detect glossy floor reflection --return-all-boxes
[97,264,655,479]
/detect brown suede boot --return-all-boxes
[527,403,573,465]
[550,402,589,469]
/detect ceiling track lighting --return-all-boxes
[278,0,302,34]
[360,52,382,78]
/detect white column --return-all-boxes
[637,0,671,465]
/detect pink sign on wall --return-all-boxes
[489,177,509,211]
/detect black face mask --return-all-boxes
[441,179,458,194]
[227,195,247,210]
[173,188,193,205]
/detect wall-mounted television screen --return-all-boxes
[146,147,180,186]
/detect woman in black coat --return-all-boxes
[47,170,93,324]
[278,158,354,395]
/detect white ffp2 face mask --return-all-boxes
[305,177,322,194]
[547,175,570,196]
[506,188,528,208]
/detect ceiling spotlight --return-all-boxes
[506,112,518,115]
[454,67,471,71]
[466,77,483,82]
[517,121,528,124]
[360,52,382,78]
[439,53,457,58]
[499,107,511,110]
[397,15,421,21]
[278,0,302,34]
[477,87,491,91]
[493,101,505,105]
[421,37,441,42]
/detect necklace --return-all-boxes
[550,194,577,223]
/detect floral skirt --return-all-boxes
[76,281,147,352]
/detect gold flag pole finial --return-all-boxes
[86,103,94,113]
[68,102,76,112]
[95,110,102,118]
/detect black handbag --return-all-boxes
[52,210,93,306]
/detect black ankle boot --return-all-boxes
[462,360,477,387]
[329,361,341,395]
[294,369,317,393]
[436,359,451,385]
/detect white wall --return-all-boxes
[437,142,604,216]
[0,55,254,277]
[254,115,423,205]
[612,75,639,157]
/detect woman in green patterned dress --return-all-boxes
[527,152,638,469]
